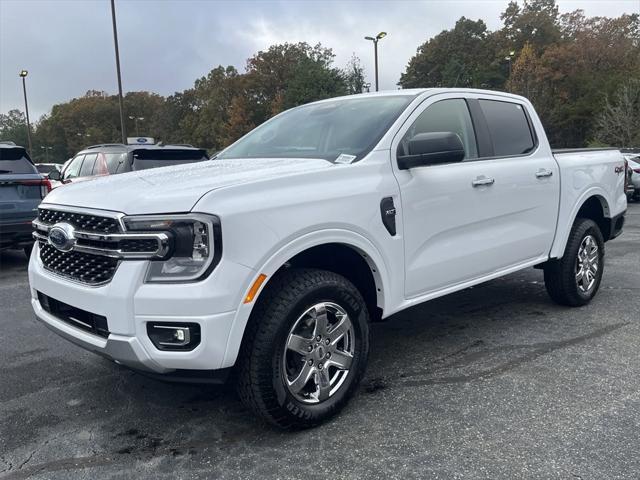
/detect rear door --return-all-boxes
[0,147,46,225]
[473,97,559,265]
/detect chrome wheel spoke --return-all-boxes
[328,314,350,344]
[312,303,329,338]
[315,369,331,402]
[287,362,314,394]
[287,334,311,355]
[327,350,353,370]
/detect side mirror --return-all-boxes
[397,132,465,170]
[48,169,61,181]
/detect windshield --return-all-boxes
[217,95,415,162]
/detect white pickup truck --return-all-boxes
[28,89,627,428]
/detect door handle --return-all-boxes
[472,176,495,187]
[535,169,553,178]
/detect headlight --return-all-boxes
[123,214,221,282]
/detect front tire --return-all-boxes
[544,218,604,306]
[236,268,370,429]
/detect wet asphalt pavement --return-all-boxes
[1,202,639,479]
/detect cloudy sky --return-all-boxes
[1,0,638,119]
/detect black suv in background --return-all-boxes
[53,143,209,185]
[0,142,51,255]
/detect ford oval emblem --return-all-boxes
[48,223,76,252]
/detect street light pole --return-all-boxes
[110,0,126,144]
[18,70,33,156]
[364,32,387,92]
[505,50,515,77]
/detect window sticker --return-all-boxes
[335,154,357,164]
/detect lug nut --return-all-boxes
[316,335,322,342]
[318,363,323,370]
[307,345,313,352]
[325,339,330,345]
[326,352,331,359]
[308,359,313,366]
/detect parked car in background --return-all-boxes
[625,156,640,201]
[36,163,63,189]
[0,142,51,256]
[35,163,63,177]
[29,89,627,428]
[53,143,209,186]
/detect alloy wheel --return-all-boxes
[575,234,599,293]
[282,302,355,404]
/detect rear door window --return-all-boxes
[478,100,535,156]
[79,153,97,177]
[0,148,37,174]
[92,153,109,175]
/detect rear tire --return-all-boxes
[236,268,370,429]
[543,218,604,306]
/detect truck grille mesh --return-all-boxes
[39,242,119,285]
[38,208,120,234]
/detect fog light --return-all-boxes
[147,322,201,351]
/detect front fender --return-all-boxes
[220,228,392,368]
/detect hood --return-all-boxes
[43,158,331,214]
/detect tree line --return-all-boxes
[1,43,365,163]
[400,0,639,148]
[1,0,638,164]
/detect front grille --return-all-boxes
[75,237,159,253]
[119,238,158,252]
[39,242,119,285]
[37,291,110,338]
[38,208,121,234]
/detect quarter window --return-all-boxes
[104,153,126,174]
[400,99,478,160]
[479,100,535,156]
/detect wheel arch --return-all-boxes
[551,191,612,259]
[221,229,390,368]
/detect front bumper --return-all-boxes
[29,241,254,374]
